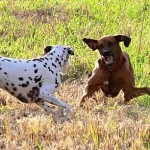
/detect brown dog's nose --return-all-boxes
[103,50,112,57]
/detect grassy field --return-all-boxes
[0,0,150,149]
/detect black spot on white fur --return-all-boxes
[45,57,48,61]
[55,78,59,88]
[52,63,57,68]
[38,82,42,87]
[58,61,62,66]
[34,69,38,73]
[34,75,42,83]
[55,58,59,63]
[27,86,40,101]
[28,77,32,80]
[43,63,47,68]
[13,87,17,91]
[0,45,73,112]
[18,77,24,81]
[48,67,54,74]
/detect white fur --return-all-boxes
[0,45,74,113]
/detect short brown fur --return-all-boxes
[80,34,150,104]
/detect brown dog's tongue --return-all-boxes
[106,56,114,65]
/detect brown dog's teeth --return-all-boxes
[105,56,114,65]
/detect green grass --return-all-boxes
[0,0,150,149]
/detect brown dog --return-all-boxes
[80,34,150,104]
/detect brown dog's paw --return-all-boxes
[78,97,86,107]
[79,102,85,108]
[79,101,85,107]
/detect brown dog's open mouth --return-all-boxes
[105,56,114,66]
[102,50,114,66]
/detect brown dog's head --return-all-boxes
[83,34,131,66]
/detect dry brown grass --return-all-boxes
[0,77,150,150]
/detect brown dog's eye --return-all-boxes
[108,41,115,47]
[98,44,104,49]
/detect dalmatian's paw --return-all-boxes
[63,104,71,116]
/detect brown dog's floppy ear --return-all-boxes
[83,38,98,51]
[114,35,131,47]
[44,46,53,54]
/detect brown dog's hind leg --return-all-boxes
[123,87,150,103]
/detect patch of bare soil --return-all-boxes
[12,7,70,24]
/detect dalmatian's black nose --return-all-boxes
[67,47,74,55]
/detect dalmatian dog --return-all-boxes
[0,45,74,113]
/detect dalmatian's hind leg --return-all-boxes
[36,101,53,113]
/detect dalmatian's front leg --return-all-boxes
[39,89,71,111]
[36,101,53,113]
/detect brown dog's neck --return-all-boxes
[99,56,126,73]
[98,56,126,96]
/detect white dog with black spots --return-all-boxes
[0,45,74,113]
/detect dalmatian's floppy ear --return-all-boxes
[44,46,53,54]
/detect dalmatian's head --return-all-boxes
[44,45,74,74]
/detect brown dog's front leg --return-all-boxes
[123,87,150,103]
[80,84,100,104]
